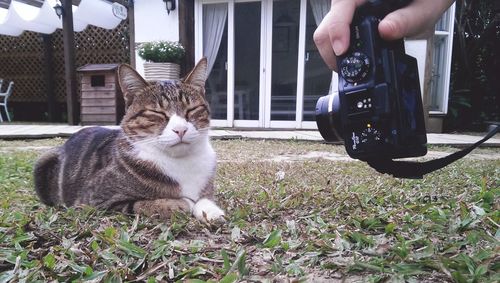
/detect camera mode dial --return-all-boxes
[360,126,382,144]
[340,52,370,83]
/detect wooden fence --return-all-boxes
[0,20,130,121]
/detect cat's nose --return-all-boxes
[172,126,188,139]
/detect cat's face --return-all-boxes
[118,59,210,157]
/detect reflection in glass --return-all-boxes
[234,2,261,120]
[303,1,331,121]
[203,3,228,120]
[271,0,300,121]
[430,35,447,111]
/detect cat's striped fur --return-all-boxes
[34,58,224,222]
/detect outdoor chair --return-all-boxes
[0,81,14,122]
[0,79,3,90]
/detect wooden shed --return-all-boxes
[77,64,124,125]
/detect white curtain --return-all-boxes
[309,0,337,95]
[203,3,228,76]
[309,0,330,26]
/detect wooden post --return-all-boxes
[62,0,79,125]
[179,0,195,76]
[42,34,57,122]
[128,0,136,69]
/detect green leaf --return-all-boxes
[221,249,231,273]
[451,271,467,283]
[90,240,100,251]
[43,253,56,270]
[482,191,494,205]
[84,265,94,276]
[385,223,396,234]
[117,240,147,258]
[100,251,121,263]
[13,233,35,245]
[227,248,248,276]
[68,262,92,275]
[176,266,207,280]
[0,271,15,283]
[473,249,493,262]
[220,272,238,283]
[473,264,488,279]
[393,263,426,275]
[83,270,108,281]
[352,261,384,272]
[263,230,282,248]
[104,227,117,239]
[459,254,476,275]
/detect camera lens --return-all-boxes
[340,52,370,83]
[315,93,343,142]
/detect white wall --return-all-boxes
[134,0,180,76]
[405,39,427,94]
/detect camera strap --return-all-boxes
[366,126,499,179]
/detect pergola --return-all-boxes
[0,0,127,125]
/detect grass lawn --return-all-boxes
[0,138,498,282]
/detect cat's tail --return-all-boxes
[34,149,61,206]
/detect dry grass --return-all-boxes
[0,138,499,282]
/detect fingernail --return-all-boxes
[333,40,344,56]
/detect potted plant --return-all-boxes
[137,40,185,81]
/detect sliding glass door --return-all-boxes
[234,1,261,121]
[196,0,332,128]
[202,3,228,120]
[270,0,299,123]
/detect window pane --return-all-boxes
[234,2,261,120]
[271,0,300,121]
[203,3,228,120]
[429,35,447,111]
[303,0,331,121]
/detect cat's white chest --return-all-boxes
[162,149,215,200]
[137,142,216,201]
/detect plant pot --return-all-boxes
[143,62,180,81]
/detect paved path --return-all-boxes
[0,124,499,146]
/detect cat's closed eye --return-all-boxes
[186,105,208,120]
[129,109,169,128]
[148,109,169,120]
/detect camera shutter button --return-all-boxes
[340,52,370,83]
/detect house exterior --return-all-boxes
[133,0,455,132]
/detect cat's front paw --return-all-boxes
[193,198,225,223]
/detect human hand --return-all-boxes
[313,0,455,71]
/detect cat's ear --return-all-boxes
[183,57,208,90]
[117,64,148,109]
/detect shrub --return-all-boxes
[137,40,185,63]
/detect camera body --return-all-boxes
[316,0,427,161]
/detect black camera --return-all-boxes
[316,0,427,162]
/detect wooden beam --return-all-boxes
[179,0,195,76]
[42,34,57,122]
[128,0,136,69]
[62,0,79,125]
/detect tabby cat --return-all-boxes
[34,58,225,222]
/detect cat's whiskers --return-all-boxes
[197,127,210,133]
[131,137,162,147]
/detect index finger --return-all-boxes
[314,0,366,71]
[328,0,366,55]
